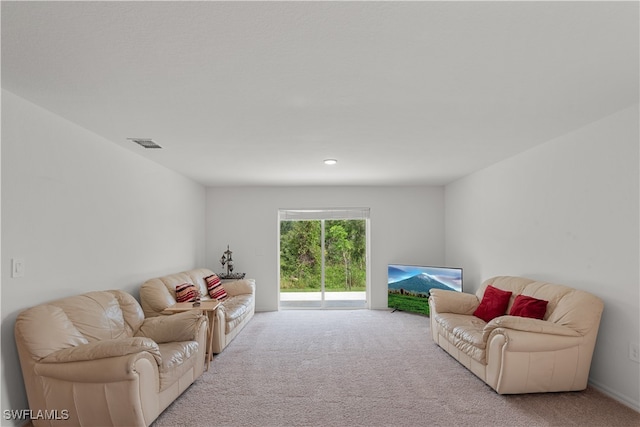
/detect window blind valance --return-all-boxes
[279,208,370,221]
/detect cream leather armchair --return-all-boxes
[14,290,207,427]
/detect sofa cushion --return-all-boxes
[157,341,200,391]
[15,305,89,360]
[175,283,199,303]
[223,279,254,297]
[473,285,512,322]
[547,290,604,334]
[205,274,228,300]
[50,291,136,342]
[220,295,253,333]
[435,313,487,363]
[509,295,548,319]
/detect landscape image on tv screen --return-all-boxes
[387,264,462,316]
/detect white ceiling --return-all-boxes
[2,1,638,187]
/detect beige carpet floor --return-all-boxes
[152,309,640,427]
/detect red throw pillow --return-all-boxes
[205,274,228,300]
[473,285,512,322]
[509,294,548,319]
[175,283,199,303]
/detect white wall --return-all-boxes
[206,186,445,311]
[1,90,207,424]
[445,104,640,409]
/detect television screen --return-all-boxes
[387,264,463,316]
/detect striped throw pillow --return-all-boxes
[175,283,199,303]
[205,274,228,300]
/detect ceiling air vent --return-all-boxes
[128,138,162,149]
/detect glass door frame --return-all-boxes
[277,208,370,310]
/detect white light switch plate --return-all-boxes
[630,343,640,363]
[12,258,25,278]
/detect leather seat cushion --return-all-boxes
[435,313,487,363]
[157,341,199,391]
[221,295,253,333]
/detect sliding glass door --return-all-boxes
[278,209,369,309]
[280,219,323,307]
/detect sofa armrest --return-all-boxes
[485,326,585,354]
[40,337,161,365]
[224,279,255,297]
[429,289,478,315]
[484,316,582,337]
[34,351,159,383]
[136,311,206,343]
[483,316,582,349]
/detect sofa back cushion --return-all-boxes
[49,291,143,341]
[546,290,604,335]
[110,290,147,334]
[476,276,534,302]
[15,305,89,360]
[15,290,144,360]
[146,268,213,302]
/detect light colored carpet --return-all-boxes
[152,310,640,427]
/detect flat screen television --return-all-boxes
[387,264,463,316]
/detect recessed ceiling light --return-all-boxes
[324,159,337,165]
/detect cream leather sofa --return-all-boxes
[429,276,604,394]
[14,290,207,427]
[140,268,255,354]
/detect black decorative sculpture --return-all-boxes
[220,245,234,275]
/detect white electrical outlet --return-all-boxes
[630,343,640,363]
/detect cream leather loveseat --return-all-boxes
[14,290,207,427]
[140,268,255,354]
[429,276,604,394]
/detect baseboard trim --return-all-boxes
[589,379,640,413]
